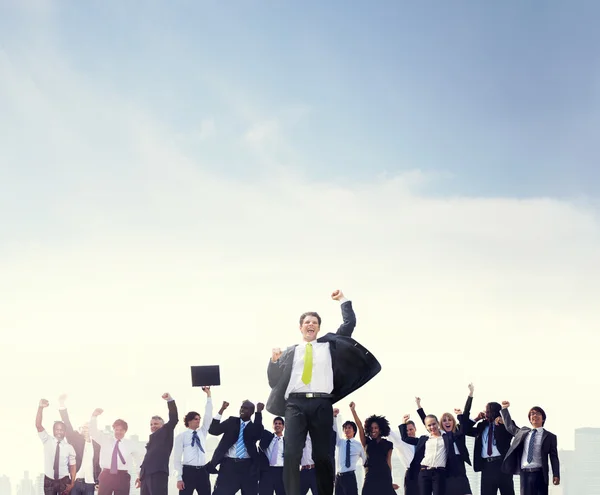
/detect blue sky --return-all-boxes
[2,0,599,197]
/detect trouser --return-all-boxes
[334,471,357,495]
[43,475,70,495]
[72,479,96,495]
[404,470,419,495]
[141,472,168,495]
[180,465,211,495]
[520,469,547,495]
[212,458,257,495]
[259,466,286,495]
[480,459,514,495]
[418,468,446,495]
[98,469,131,495]
[284,396,334,495]
[300,467,318,495]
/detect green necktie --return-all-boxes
[301,343,313,384]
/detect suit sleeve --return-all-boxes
[268,358,285,388]
[462,396,477,437]
[335,301,356,337]
[417,408,426,424]
[259,431,274,451]
[252,412,265,439]
[549,434,560,480]
[500,408,520,437]
[59,408,75,435]
[209,417,229,436]
[164,400,179,430]
[399,424,418,446]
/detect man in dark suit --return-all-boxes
[266,289,381,495]
[500,401,560,495]
[209,399,265,495]
[463,389,515,495]
[258,416,286,495]
[58,395,101,495]
[137,393,179,495]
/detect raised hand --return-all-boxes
[349,402,355,410]
[333,408,340,417]
[468,383,474,396]
[331,289,345,301]
[475,411,485,421]
[58,393,67,404]
[256,403,265,413]
[39,399,49,408]
[162,393,172,401]
[495,416,504,425]
[403,414,411,424]
[271,348,283,363]
[219,401,229,414]
[415,397,422,408]
[501,401,510,409]
[92,408,104,417]
[201,386,212,397]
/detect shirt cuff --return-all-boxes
[214,413,222,420]
[339,297,349,303]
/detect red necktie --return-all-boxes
[487,423,494,456]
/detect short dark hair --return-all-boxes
[406,420,416,428]
[486,402,502,420]
[342,421,358,437]
[184,411,200,428]
[299,312,321,326]
[424,414,439,424]
[273,417,285,425]
[112,419,128,431]
[53,421,65,430]
[364,415,391,437]
[529,406,547,426]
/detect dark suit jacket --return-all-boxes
[258,430,282,471]
[500,408,560,485]
[462,396,514,472]
[59,408,101,484]
[140,400,179,477]
[209,413,264,472]
[266,301,381,416]
[399,423,460,479]
[417,407,472,466]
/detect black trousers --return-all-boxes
[98,470,130,495]
[418,468,446,495]
[284,397,334,495]
[520,470,547,495]
[404,471,419,495]
[140,472,168,495]
[300,468,318,495]
[259,466,286,495]
[43,475,70,495]
[480,459,514,495]
[181,465,211,495]
[334,471,357,495]
[72,479,96,495]
[213,458,258,495]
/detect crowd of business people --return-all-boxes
[35,289,560,495]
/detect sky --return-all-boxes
[1,0,599,486]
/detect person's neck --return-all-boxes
[275,432,283,437]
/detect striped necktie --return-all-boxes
[192,431,205,453]
[527,429,537,463]
[235,422,247,458]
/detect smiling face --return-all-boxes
[344,424,356,439]
[113,425,127,440]
[150,417,164,433]
[529,408,545,428]
[239,401,255,421]
[53,422,66,441]
[187,414,201,430]
[425,416,440,436]
[300,314,320,342]
[440,413,456,433]
[273,419,284,435]
[406,423,417,438]
[370,421,381,439]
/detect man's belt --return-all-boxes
[420,466,445,471]
[183,464,207,469]
[522,467,542,473]
[301,464,315,470]
[337,470,355,476]
[289,393,333,399]
[484,456,502,463]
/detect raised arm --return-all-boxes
[415,397,426,424]
[333,409,343,442]
[208,401,230,436]
[400,415,419,446]
[349,402,366,447]
[201,387,214,433]
[332,290,356,337]
[462,383,480,437]
[499,402,520,436]
[58,394,75,435]
[89,408,109,444]
[36,399,48,432]
[252,403,265,438]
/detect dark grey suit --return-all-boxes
[266,301,381,495]
[500,408,559,495]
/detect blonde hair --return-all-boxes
[440,412,458,433]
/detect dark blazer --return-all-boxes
[140,400,179,477]
[500,408,560,485]
[266,301,381,417]
[462,396,514,472]
[258,430,282,471]
[417,407,471,466]
[59,408,101,484]
[209,413,264,471]
[399,423,460,479]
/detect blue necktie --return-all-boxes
[235,422,247,458]
[345,439,351,468]
[192,431,205,453]
[526,429,537,463]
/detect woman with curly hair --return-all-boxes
[349,402,398,495]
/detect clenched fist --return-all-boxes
[39,399,49,408]
[256,403,265,413]
[501,401,510,409]
[92,408,104,417]
[162,393,172,401]
[271,348,282,363]
[331,289,345,301]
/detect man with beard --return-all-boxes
[36,399,77,495]
[463,386,514,495]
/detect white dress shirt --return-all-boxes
[265,435,285,467]
[76,440,96,483]
[521,427,544,469]
[481,423,501,458]
[333,416,366,473]
[89,417,144,475]
[301,434,314,466]
[388,430,415,469]
[173,398,213,481]
[213,414,251,459]
[285,341,334,399]
[39,430,76,479]
[421,435,447,468]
